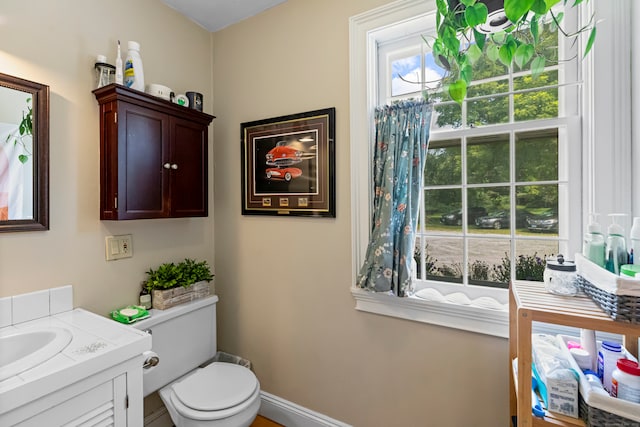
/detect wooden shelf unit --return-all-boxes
[509,280,640,427]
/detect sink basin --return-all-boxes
[0,327,72,381]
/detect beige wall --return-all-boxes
[0,0,509,425]
[0,0,215,315]
[212,1,508,426]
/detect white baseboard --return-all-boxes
[143,391,351,427]
[258,391,351,427]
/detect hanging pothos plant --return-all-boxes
[4,97,33,164]
[431,0,597,104]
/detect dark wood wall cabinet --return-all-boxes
[93,84,214,220]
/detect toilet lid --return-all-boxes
[172,362,258,412]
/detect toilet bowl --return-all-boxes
[132,296,261,427]
[158,362,260,427]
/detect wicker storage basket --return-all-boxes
[558,335,640,426]
[576,254,640,323]
[151,280,210,310]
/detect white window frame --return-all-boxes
[349,0,633,338]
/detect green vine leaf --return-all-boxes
[514,43,535,69]
[18,154,28,164]
[442,25,461,55]
[466,43,483,64]
[473,29,486,51]
[530,15,539,44]
[448,79,467,105]
[531,55,546,78]
[487,43,500,62]
[498,38,517,66]
[584,26,596,57]
[436,0,447,15]
[464,3,488,27]
[505,0,536,24]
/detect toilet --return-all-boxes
[133,295,260,427]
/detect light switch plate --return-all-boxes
[105,234,133,260]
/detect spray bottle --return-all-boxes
[583,213,606,267]
[605,214,628,275]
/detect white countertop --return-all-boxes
[0,308,151,414]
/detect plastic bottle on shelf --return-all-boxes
[597,340,625,393]
[583,213,606,267]
[584,370,609,396]
[630,217,640,266]
[580,328,597,371]
[605,214,628,275]
[124,41,144,91]
[611,359,640,403]
[115,40,123,85]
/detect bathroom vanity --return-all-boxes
[0,307,151,426]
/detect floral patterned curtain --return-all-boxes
[356,100,432,297]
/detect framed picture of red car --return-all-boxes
[241,108,335,217]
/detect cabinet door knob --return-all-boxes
[171,164,178,170]
[163,163,171,169]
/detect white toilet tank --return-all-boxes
[133,295,218,397]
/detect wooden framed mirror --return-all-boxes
[0,72,49,232]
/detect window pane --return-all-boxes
[424,189,461,231]
[468,237,510,288]
[391,53,421,97]
[432,101,462,130]
[469,186,510,233]
[516,130,558,182]
[467,80,509,126]
[467,134,510,184]
[425,139,461,185]
[515,240,560,282]
[424,237,463,283]
[517,184,559,236]
[514,71,559,121]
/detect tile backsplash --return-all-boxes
[0,286,73,328]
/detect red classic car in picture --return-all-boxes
[265,142,304,181]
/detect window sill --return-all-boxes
[351,286,509,338]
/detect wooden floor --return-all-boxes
[251,415,284,427]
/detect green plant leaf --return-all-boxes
[530,15,539,44]
[448,79,467,105]
[584,26,596,58]
[531,55,546,79]
[18,154,28,164]
[465,43,483,64]
[473,29,486,51]
[491,32,506,44]
[464,3,488,28]
[442,25,461,55]
[530,0,548,14]
[436,0,448,15]
[487,43,500,62]
[460,63,473,84]
[514,43,535,69]
[504,0,535,24]
[460,0,475,6]
[498,39,517,66]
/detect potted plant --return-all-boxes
[145,258,214,309]
[430,0,597,103]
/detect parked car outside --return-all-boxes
[526,210,558,232]
[440,206,487,225]
[475,210,530,230]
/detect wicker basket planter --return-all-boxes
[152,280,210,310]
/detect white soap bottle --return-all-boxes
[124,41,144,91]
[583,213,606,267]
[631,217,640,266]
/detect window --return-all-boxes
[349,0,632,337]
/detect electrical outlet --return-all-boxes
[105,234,133,261]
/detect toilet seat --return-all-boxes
[168,362,260,421]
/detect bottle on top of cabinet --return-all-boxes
[630,217,640,266]
[605,214,628,275]
[124,41,144,91]
[583,213,606,267]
